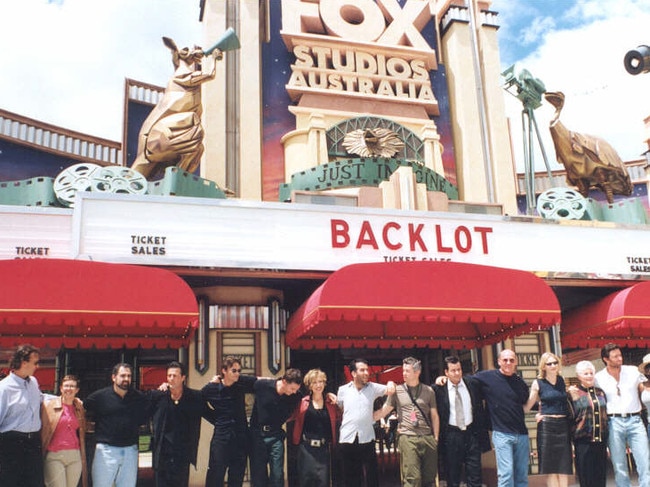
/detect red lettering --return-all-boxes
[382,222,402,250]
[408,224,427,252]
[473,226,493,254]
[331,219,350,248]
[356,221,379,249]
[454,226,472,253]
[435,225,453,253]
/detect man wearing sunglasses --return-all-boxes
[595,343,650,487]
[202,356,257,487]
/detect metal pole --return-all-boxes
[468,0,496,203]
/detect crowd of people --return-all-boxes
[1,342,650,487]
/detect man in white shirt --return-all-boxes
[0,344,43,487]
[595,343,650,487]
[337,358,394,487]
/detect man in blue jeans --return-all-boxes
[595,343,650,487]
[473,349,529,487]
[248,368,302,487]
[84,363,151,487]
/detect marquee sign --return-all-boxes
[70,193,650,280]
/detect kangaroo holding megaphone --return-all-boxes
[132,30,239,180]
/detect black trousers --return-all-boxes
[339,440,378,487]
[155,441,191,487]
[574,440,607,487]
[0,431,44,487]
[442,427,482,487]
[205,428,248,487]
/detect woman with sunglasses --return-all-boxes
[524,352,573,487]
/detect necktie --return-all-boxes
[454,384,466,430]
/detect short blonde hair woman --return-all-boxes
[290,369,339,487]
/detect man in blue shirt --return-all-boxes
[474,349,529,487]
[0,344,44,487]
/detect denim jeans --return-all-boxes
[250,433,285,487]
[491,431,529,487]
[608,416,650,487]
[91,443,138,487]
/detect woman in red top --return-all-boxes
[291,369,339,487]
[41,375,87,487]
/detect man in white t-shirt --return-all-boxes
[336,358,394,487]
[595,343,650,487]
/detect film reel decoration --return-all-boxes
[536,187,587,220]
[90,166,148,195]
[53,163,102,207]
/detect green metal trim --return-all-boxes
[279,157,458,201]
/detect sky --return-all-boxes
[1,0,650,172]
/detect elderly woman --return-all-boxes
[524,352,573,487]
[41,375,87,487]
[568,360,608,487]
[290,369,338,487]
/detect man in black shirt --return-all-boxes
[150,361,207,487]
[249,368,302,487]
[202,356,257,487]
[84,362,151,487]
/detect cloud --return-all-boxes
[0,0,202,140]
[494,0,650,171]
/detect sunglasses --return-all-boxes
[231,368,242,373]
[501,358,516,363]
[546,361,559,366]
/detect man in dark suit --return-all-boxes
[433,356,490,487]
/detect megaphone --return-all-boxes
[624,45,650,75]
[203,27,240,56]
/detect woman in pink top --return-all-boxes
[41,375,87,487]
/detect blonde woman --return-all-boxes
[290,369,338,487]
[41,375,87,487]
[524,353,572,487]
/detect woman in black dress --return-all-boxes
[290,369,339,487]
[524,352,573,487]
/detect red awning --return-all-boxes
[0,259,198,349]
[562,282,650,349]
[286,261,560,349]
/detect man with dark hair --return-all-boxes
[337,358,395,487]
[374,357,439,487]
[0,344,43,487]
[202,356,257,487]
[433,356,490,487]
[249,368,303,487]
[437,349,529,487]
[84,362,152,487]
[595,343,650,487]
[150,361,208,487]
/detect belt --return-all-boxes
[608,412,641,418]
[447,424,471,432]
[0,430,40,440]
[302,435,327,447]
[255,425,282,436]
